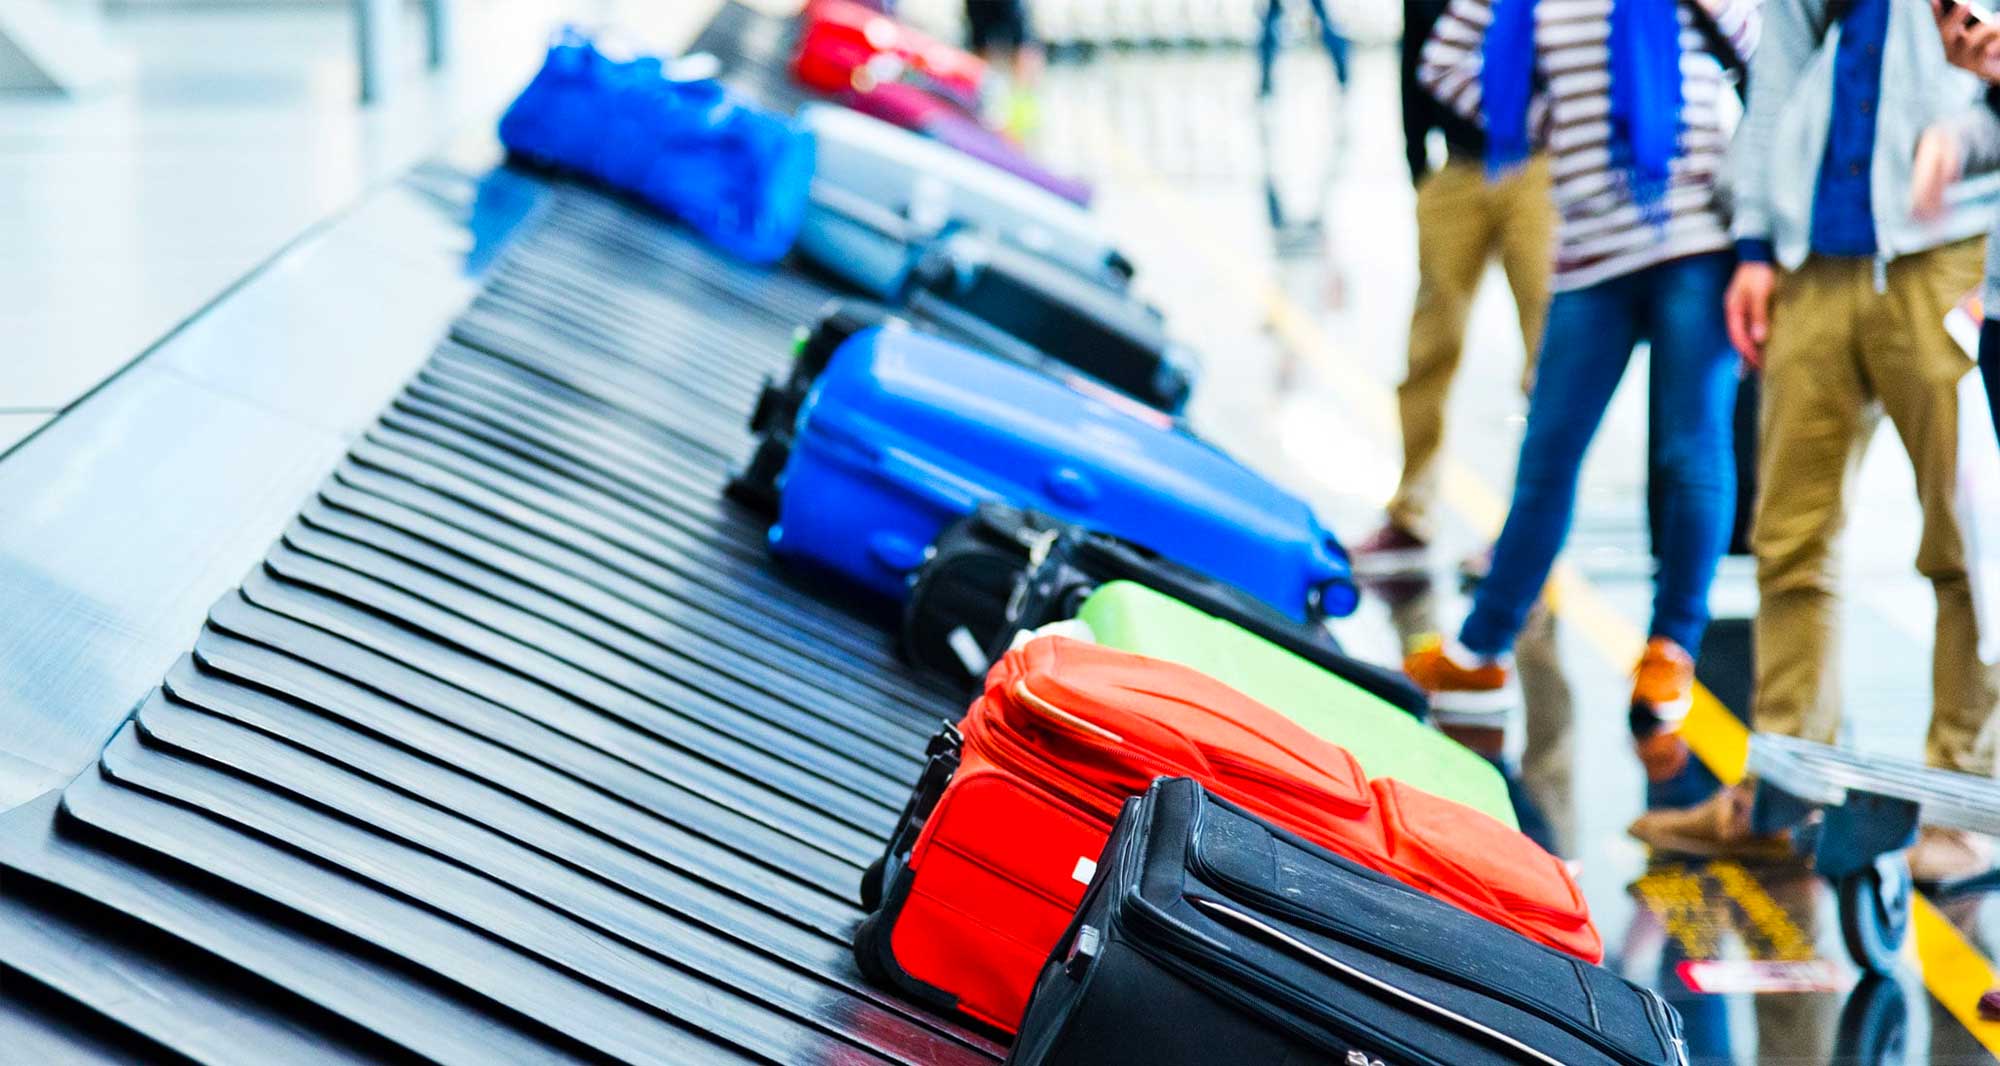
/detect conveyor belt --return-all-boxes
[0,127,1009,1066]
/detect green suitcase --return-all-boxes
[1074,580,1517,826]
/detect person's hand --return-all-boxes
[1933,0,2000,81]
[1912,124,1966,221]
[1725,262,1778,368]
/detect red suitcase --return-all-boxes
[793,0,988,112]
[853,637,1599,1033]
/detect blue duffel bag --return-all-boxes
[760,325,1357,622]
[499,31,814,264]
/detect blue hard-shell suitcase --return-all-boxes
[765,326,1357,621]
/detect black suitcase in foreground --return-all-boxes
[1012,778,1685,1066]
[899,504,1424,721]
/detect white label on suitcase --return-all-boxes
[1071,856,1098,885]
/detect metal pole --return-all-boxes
[426,0,452,70]
[355,0,398,104]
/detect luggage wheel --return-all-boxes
[859,854,887,912]
[1836,857,1912,975]
[852,910,894,986]
[724,438,790,519]
[1745,732,2000,973]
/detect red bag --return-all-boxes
[792,0,988,112]
[853,637,1598,1033]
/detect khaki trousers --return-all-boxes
[1752,239,2000,776]
[1387,155,1556,540]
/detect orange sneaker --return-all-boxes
[1403,635,1516,721]
[1631,637,1694,782]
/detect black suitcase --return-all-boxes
[1005,521,1424,717]
[897,503,1424,720]
[1012,778,1686,1066]
[904,231,1196,415]
[792,180,1136,301]
[897,502,1070,681]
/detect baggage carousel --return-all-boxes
[1,171,1015,1066]
[3,4,1999,1063]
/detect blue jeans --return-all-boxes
[1257,0,1350,91]
[1461,252,1739,657]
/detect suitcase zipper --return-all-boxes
[1110,886,1435,1065]
[1189,898,1573,1066]
[988,677,1367,818]
[1187,842,1670,1066]
[968,681,1167,822]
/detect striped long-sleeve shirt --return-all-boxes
[1420,0,1761,291]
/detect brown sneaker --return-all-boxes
[1626,785,1794,861]
[1906,826,1995,885]
[1351,521,1429,579]
[1631,638,1694,783]
[1403,635,1516,721]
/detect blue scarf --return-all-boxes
[1482,0,1682,220]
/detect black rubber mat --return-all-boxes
[0,12,1008,1058]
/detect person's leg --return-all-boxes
[1866,239,1999,880]
[966,0,995,53]
[1379,160,1500,548]
[1494,155,1557,393]
[1866,240,1999,776]
[1302,0,1351,86]
[1455,277,1644,658]
[1642,252,1740,655]
[1488,157,1570,846]
[1515,599,1576,856]
[1257,0,1283,98]
[1750,257,1871,754]
[1618,252,1739,787]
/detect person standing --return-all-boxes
[1349,0,1558,577]
[1257,0,1351,97]
[1407,0,1759,787]
[1631,0,2000,878]
[966,0,1044,135]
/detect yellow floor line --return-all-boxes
[1085,121,2000,1055]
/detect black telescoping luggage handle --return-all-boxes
[885,720,964,859]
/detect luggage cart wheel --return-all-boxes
[1836,855,1913,974]
[859,855,886,912]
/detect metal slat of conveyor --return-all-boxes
[0,167,1007,1063]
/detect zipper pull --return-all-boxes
[927,720,963,757]
[1344,1051,1385,1066]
